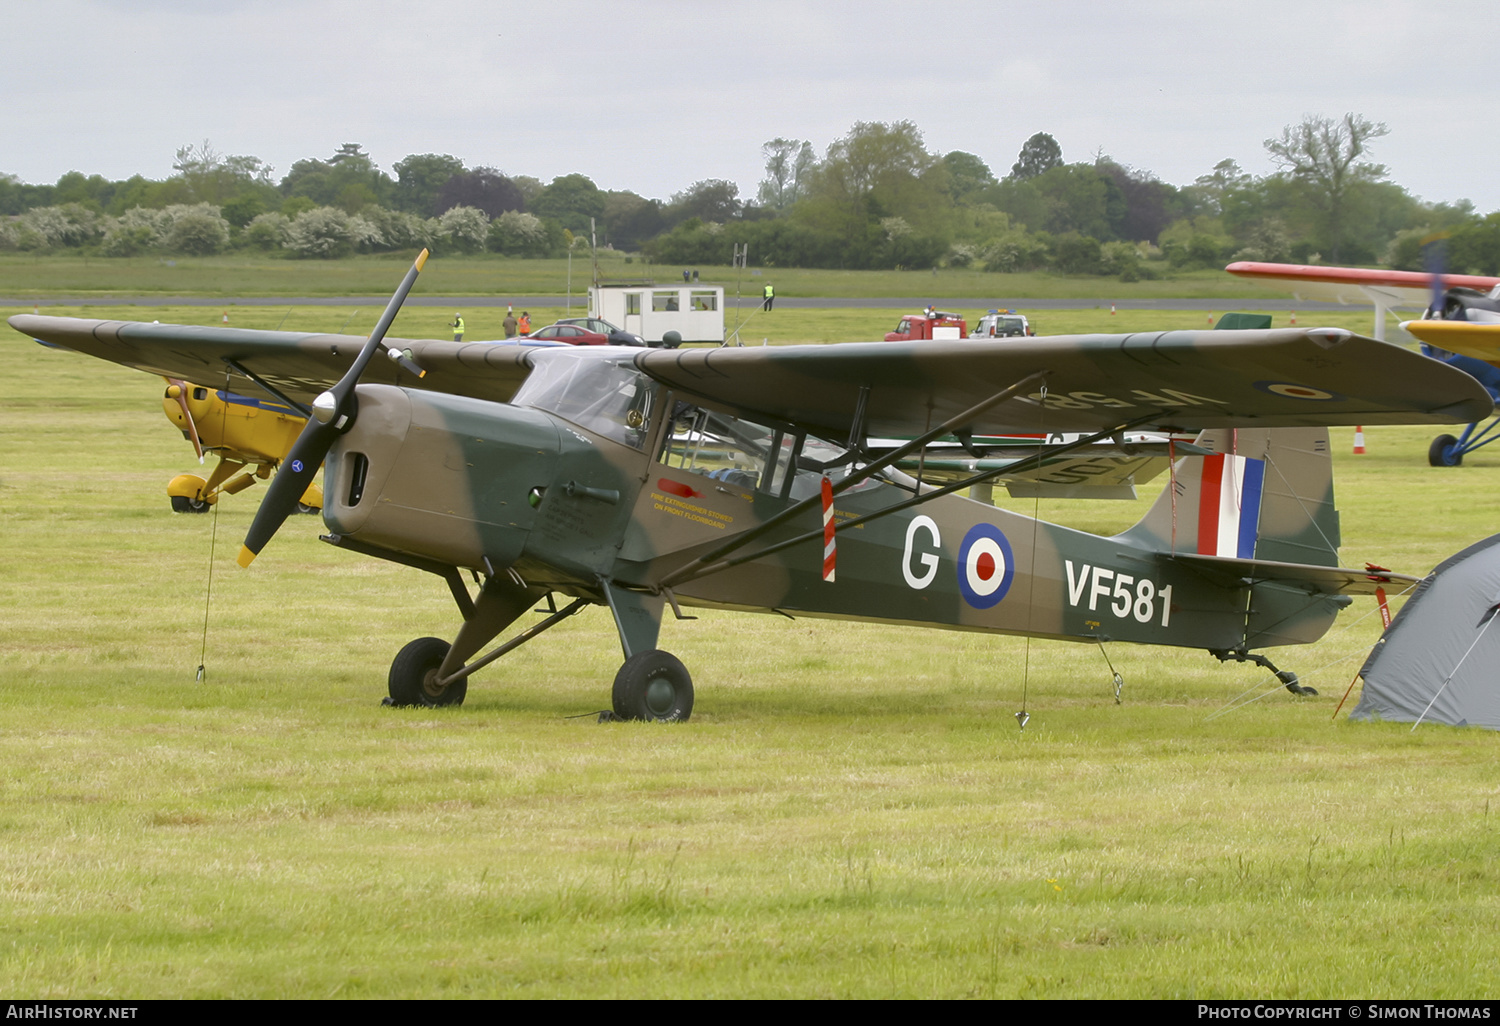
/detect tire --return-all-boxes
[388,636,466,707]
[611,649,693,722]
[1428,434,1462,467]
[170,495,210,513]
[296,502,320,515]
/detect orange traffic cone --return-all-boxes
[1353,426,1366,454]
[222,310,229,324]
[1208,311,1214,325]
[1290,310,1297,325]
[1110,304,1116,316]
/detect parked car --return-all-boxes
[552,317,648,347]
[523,323,612,346]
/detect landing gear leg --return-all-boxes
[1210,648,1317,696]
[386,573,548,707]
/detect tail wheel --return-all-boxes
[1428,434,1462,467]
[388,637,466,707]
[612,650,693,722]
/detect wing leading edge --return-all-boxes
[8,315,542,405]
[1225,260,1500,307]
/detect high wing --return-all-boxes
[632,328,1492,438]
[12,316,1492,439]
[9,315,546,405]
[1225,260,1500,308]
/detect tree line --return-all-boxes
[3,117,1498,276]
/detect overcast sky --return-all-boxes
[4,0,1492,212]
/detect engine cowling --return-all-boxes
[322,385,563,572]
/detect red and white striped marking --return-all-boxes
[821,476,836,582]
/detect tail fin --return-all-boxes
[1120,427,1340,566]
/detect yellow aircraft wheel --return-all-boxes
[297,482,324,515]
[387,637,466,707]
[167,473,211,514]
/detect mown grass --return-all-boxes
[1,304,1497,998]
[0,251,1294,301]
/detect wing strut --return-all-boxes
[657,370,1048,589]
[660,411,1161,590]
[223,359,313,418]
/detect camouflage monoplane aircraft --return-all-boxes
[10,252,1493,721]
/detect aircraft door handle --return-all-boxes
[564,481,620,505]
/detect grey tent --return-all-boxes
[1352,533,1500,730]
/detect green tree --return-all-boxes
[1009,132,1062,181]
[281,144,393,211]
[164,207,231,255]
[171,140,276,206]
[1265,113,1390,262]
[531,174,605,233]
[941,151,997,204]
[1184,159,1252,218]
[796,121,950,266]
[435,168,524,218]
[756,138,815,211]
[667,179,741,225]
[601,191,664,251]
[393,153,466,215]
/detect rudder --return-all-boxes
[1121,427,1340,567]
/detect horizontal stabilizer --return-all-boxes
[1168,553,1420,597]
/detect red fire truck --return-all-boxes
[884,308,967,342]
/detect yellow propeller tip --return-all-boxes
[415,249,429,271]
[236,545,258,568]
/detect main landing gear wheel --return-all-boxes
[170,496,211,513]
[388,636,466,707]
[612,649,693,722]
[1428,434,1463,467]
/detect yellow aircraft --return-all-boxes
[162,378,323,513]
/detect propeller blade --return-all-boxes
[1423,232,1449,317]
[166,377,205,462]
[237,249,429,567]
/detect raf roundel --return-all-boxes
[957,523,1015,609]
[1253,380,1344,401]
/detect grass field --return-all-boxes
[0,250,1297,302]
[2,303,1498,998]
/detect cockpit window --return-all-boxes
[658,404,885,500]
[512,352,654,449]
